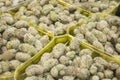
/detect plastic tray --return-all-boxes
[14,34,72,80]
[14,17,120,79]
[0,0,120,80]
[56,0,71,7]
[67,13,120,65]
[57,0,120,16]
[14,32,120,80]
[0,13,53,80]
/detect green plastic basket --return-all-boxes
[57,0,120,15]
[14,34,120,80]
[0,11,53,80]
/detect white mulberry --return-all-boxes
[52,43,66,58]
[85,31,98,43]
[50,66,58,78]
[104,70,113,79]
[42,4,54,15]
[35,40,43,51]
[93,40,104,51]
[15,28,27,39]
[63,76,75,80]
[76,68,90,80]
[19,43,37,56]
[59,56,69,65]
[25,65,44,76]
[28,27,38,36]
[79,49,92,56]
[15,21,29,29]
[66,51,75,60]
[24,33,36,45]
[1,49,16,60]
[115,43,120,53]
[24,76,38,80]
[90,65,98,75]
[9,60,21,70]
[43,59,58,72]
[15,52,31,62]
[79,55,93,68]
[91,75,100,80]
[6,39,20,49]
[0,61,10,72]
[40,35,50,47]
[96,20,108,31]
[92,29,107,43]
[3,27,16,40]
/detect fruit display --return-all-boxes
[73,14,120,56]
[15,0,87,35]
[0,13,50,75]
[24,41,120,80]
[63,0,118,13]
[0,0,120,80]
[80,0,117,13]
